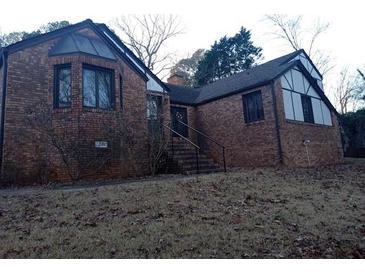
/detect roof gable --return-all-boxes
[2,19,148,81]
[284,49,323,80]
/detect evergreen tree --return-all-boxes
[1,21,70,47]
[194,27,262,86]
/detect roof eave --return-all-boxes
[97,24,168,90]
[282,49,323,80]
[5,19,94,54]
[88,23,149,82]
[274,60,337,114]
[195,80,273,106]
[170,100,197,106]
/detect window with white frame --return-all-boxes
[281,67,332,126]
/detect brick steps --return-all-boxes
[168,137,223,175]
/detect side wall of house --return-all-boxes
[1,27,150,184]
[275,79,343,166]
[195,85,281,167]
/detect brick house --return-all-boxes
[0,19,343,184]
[166,50,343,169]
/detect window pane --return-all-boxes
[83,69,96,107]
[301,95,314,123]
[58,67,71,107]
[98,71,112,109]
[147,98,157,119]
[243,91,264,123]
[147,95,162,120]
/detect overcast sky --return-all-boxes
[0,0,363,103]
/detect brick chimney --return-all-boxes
[167,73,186,86]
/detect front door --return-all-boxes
[171,106,188,138]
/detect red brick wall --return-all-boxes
[274,80,344,167]
[195,85,281,167]
[193,79,343,168]
[1,27,151,184]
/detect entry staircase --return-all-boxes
[163,121,226,175]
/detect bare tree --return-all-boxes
[333,68,360,114]
[112,15,183,77]
[264,14,334,76]
[355,68,365,102]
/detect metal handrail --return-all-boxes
[162,123,199,149]
[162,123,200,174]
[177,120,225,148]
[177,120,227,172]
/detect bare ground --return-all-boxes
[0,162,364,258]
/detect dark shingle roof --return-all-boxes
[165,84,201,105]
[167,50,302,105]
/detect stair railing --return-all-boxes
[162,123,200,174]
[177,120,227,172]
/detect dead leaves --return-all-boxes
[0,163,364,258]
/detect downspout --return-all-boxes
[270,80,283,165]
[0,48,8,172]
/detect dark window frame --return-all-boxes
[54,63,72,108]
[301,94,314,124]
[242,90,265,124]
[82,63,115,110]
[119,74,123,110]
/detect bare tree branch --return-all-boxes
[264,14,333,76]
[111,14,184,76]
[358,69,365,81]
[333,68,360,114]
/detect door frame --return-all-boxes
[171,106,189,138]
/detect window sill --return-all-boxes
[285,119,333,128]
[244,119,265,126]
[82,107,117,113]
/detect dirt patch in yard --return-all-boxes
[0,163,364,258]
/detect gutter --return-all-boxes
[270,79,283,164]
[0,48,8,172]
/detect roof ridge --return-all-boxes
[197,49,301,90]
[165,82,200,91]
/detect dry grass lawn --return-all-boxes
[0,162,364,258]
